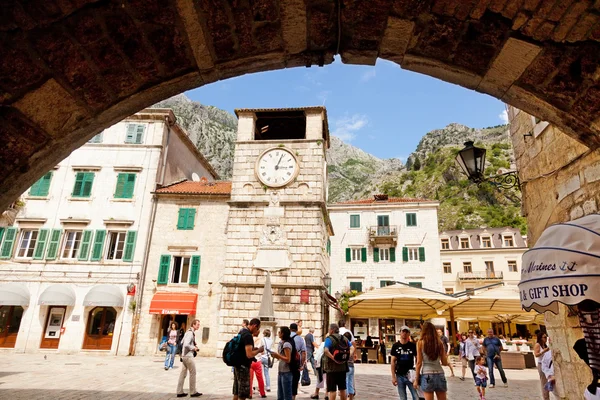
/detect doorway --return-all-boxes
[40,306,66,349]
[0,306,23,348]
[160,314,188,342]
[377,215,390,235]
[82,307,117,350]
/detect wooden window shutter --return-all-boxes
[123,231,137,262]
[45,229,62,260]
[125,124,136,143]
[189,255,200,285]
[30,172,52,196]
[177,209,187,230]
[82,173,94,197]
[114,173,127,198]
[72,172,85,196]
[345,248,351,262]
[361,247,367,262]
[373,247,379,263]
[390,247,396,262]
[124,173,136,198]
[402,247,408,262]
[0,227,18,259]
[419,247,425,262]
[78,230,94,261]
[33,229,49,260]
[158,255,171,284]
[135,124,145,143]
[0,227,5,246]
[90,230,106,261]
[186,208,196,229]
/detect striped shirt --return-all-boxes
[579,309,600,372]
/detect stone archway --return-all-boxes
[1,0,600,210]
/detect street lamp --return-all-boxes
[456,140,521,190]
[323,273,332,291]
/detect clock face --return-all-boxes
[255,148,299,187]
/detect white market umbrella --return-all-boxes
[519,214,600,314]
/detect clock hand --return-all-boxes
[275,154,284,170]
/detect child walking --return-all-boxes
[474,356,488,400]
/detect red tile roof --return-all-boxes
[155,180,231,195]
[333,197,434,205]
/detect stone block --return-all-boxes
[583,199,598,215]
[583,162,600,183]
[557,175,581,202]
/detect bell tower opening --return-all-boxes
[254,111,306,141]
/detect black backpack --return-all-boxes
[222,333,243,367]
[330,334,350,363]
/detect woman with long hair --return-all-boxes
[270,326,293,400]
[164,321,178,370]
[534,332,551,400]
[415,322,449,400]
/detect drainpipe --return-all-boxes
[129,117,172,355]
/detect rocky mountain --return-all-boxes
[152,95,525,233]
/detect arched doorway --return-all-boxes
[0,306,24,348]
[83,307,117,351]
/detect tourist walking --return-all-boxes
[323,323,352,400]
[290,323,307,400]
[305,327,318,375]
[176,319,202,398]
[270,326,293,400]
[164,321,178,370]
[261,329,274,393]
[343,332,356,400]
[414,321,448,400]
[391,325,418,400]
[457,334,468,381]
[482,329,508,388]
[250,330,267,399]
[474,356,488,400]
[534,331,551,400]
[464,330,481,381]
[233,318,264,400]
[311,342,327,399]
[436,328,454,377]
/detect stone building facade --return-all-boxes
[0,109,216,355]
[508,105,600,399]
[217,107,333,352]
[133,180,230,357]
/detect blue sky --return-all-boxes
[186,57,508,162]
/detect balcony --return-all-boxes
[368,225,398,246]
[458,271,504,281]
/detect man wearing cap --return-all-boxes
[391,325,419,400]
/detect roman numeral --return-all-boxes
[262,172,266,176]
[287,172,291,176]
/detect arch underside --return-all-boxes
[1,0,600,209]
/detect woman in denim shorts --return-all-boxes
[415,322,449,400]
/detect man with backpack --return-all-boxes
[176,319,202,398]
[290,323,307,400]
[323,323,352,400]
[228,318,264,400]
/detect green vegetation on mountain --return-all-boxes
[154,95,526,233]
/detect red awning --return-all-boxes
[149,292,198,315]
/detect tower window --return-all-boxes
[254,111,306,141]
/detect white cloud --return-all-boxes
[360,69,377,83]
[332,114,368,142]
[499,109,509,124]
[317,90,331,104]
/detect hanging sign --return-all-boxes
[300,289,310,304]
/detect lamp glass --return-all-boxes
[456,141,486,181]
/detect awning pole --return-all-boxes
[450,307,456,347]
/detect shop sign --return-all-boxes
[300,289,309,304]
[162,309,179,314]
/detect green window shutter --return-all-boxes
[406,213,417,227]
[124,173,136,198]
[0,227,17,259]
[390,247,396,262]
[350,215,360,228]
[125,124,136,143]
[0,227,5,246]
[419,247,426,262]
[123,231,137,262]
[30,172,53,196]
[373,247,379,263]
[177,208,187,230]
[186,209,196,230]
[135,124,145,143]
[33,229,49,260]
[72,172,85,196]
[350,282,362,292]
[82,172,94,197]
[361,247,367,262]
[114,173,127,198]
[45,229,62,260]
[158,255,171,284]
[115,173,136,199]
[326,239,331,256]
[402,247,408,262]
[78,230,94,261]
[90,230,106,261]
[189,255,200,285]
[345,248,351,262]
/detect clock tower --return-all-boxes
[218,107,333,350]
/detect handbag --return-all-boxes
[408,369,417,384]
[301,367,311,386]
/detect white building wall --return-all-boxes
[329,203,442,294]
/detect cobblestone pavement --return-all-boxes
[0,354,542,399]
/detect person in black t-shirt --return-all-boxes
[233,318,264,400]
[391,326,418,400]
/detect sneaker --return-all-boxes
[164,366,168,370]
[489,384,495,388]
[266,388,271,392]
[504,382,508,387]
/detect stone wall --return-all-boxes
[509,106,600,399]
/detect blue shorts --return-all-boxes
[475,377,487,387]
[419,373,447,393]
